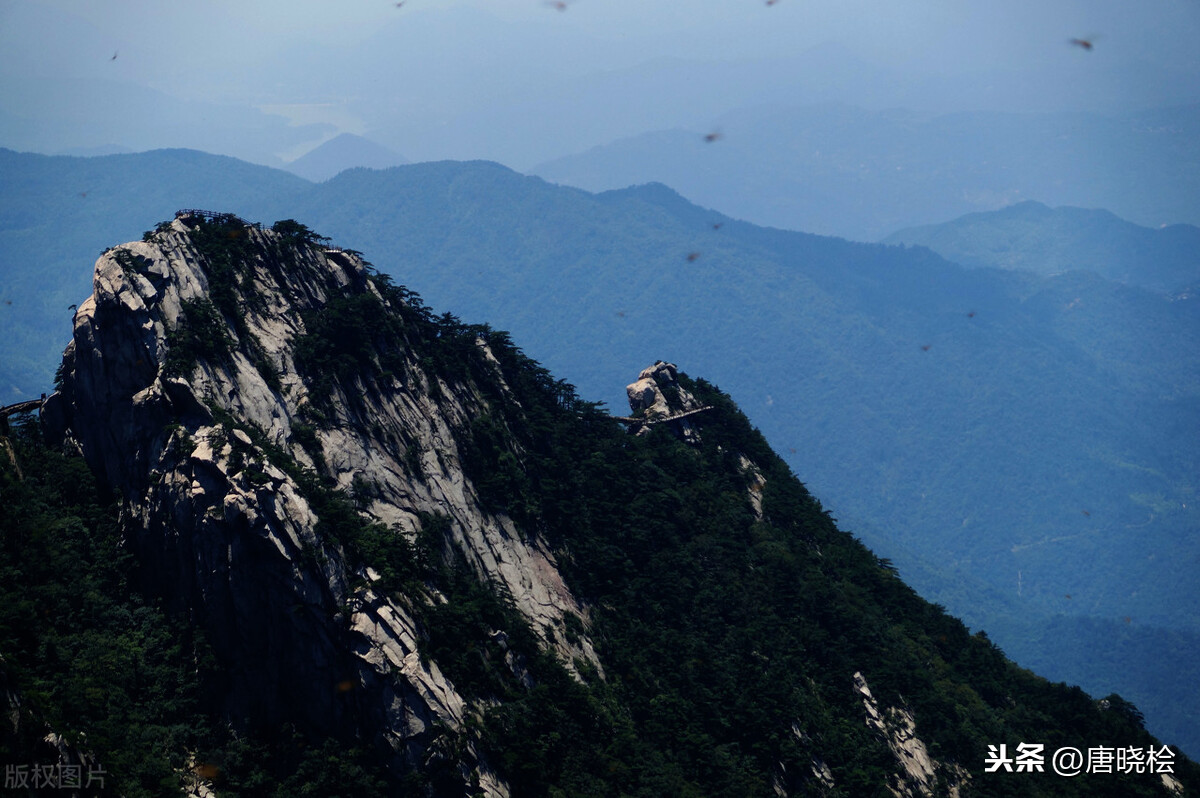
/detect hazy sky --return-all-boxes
[2,0,1198,167]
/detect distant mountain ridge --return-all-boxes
[284,133,409,183]
[884,201,1200,293]
[530,103,1200,241]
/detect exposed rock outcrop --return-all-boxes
[42,216,598,792]
[853,671,970,798]
[624,360,708,442]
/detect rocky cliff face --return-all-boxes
[43,213,605,793]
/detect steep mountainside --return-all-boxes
[883,201,1200,293]
[282,165,1200,622]
[2,151,1197,757]
[12,212,1195,795]
[42,214,598,794]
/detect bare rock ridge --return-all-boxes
[43,212,606,793]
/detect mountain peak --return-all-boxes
[595,181,723,225]
[44,211,600,792]
[285,133,409,182]
[29,211,1198,794]
[997,199,1053,216]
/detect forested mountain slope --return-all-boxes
[278,165,1200,758]
[2,213,1194,796]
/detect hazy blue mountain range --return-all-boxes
[0,75,327,169]
[8,0,1200,171]
[530,103,1200,242]
[0,149,1196,755]
[283,133,408,183]
[883,201,1200,294]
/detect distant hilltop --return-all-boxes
[283,133,409,182]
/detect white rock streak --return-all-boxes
[853,671,969,798]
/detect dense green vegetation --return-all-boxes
[292,291,407,408]
[277,163,1200,757]
[0,413,195,795]
[279,262,1199,794]
[164,298,233,377]
[270,218,330,249]
[409,330,1199,796]
[0,414,398,796]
